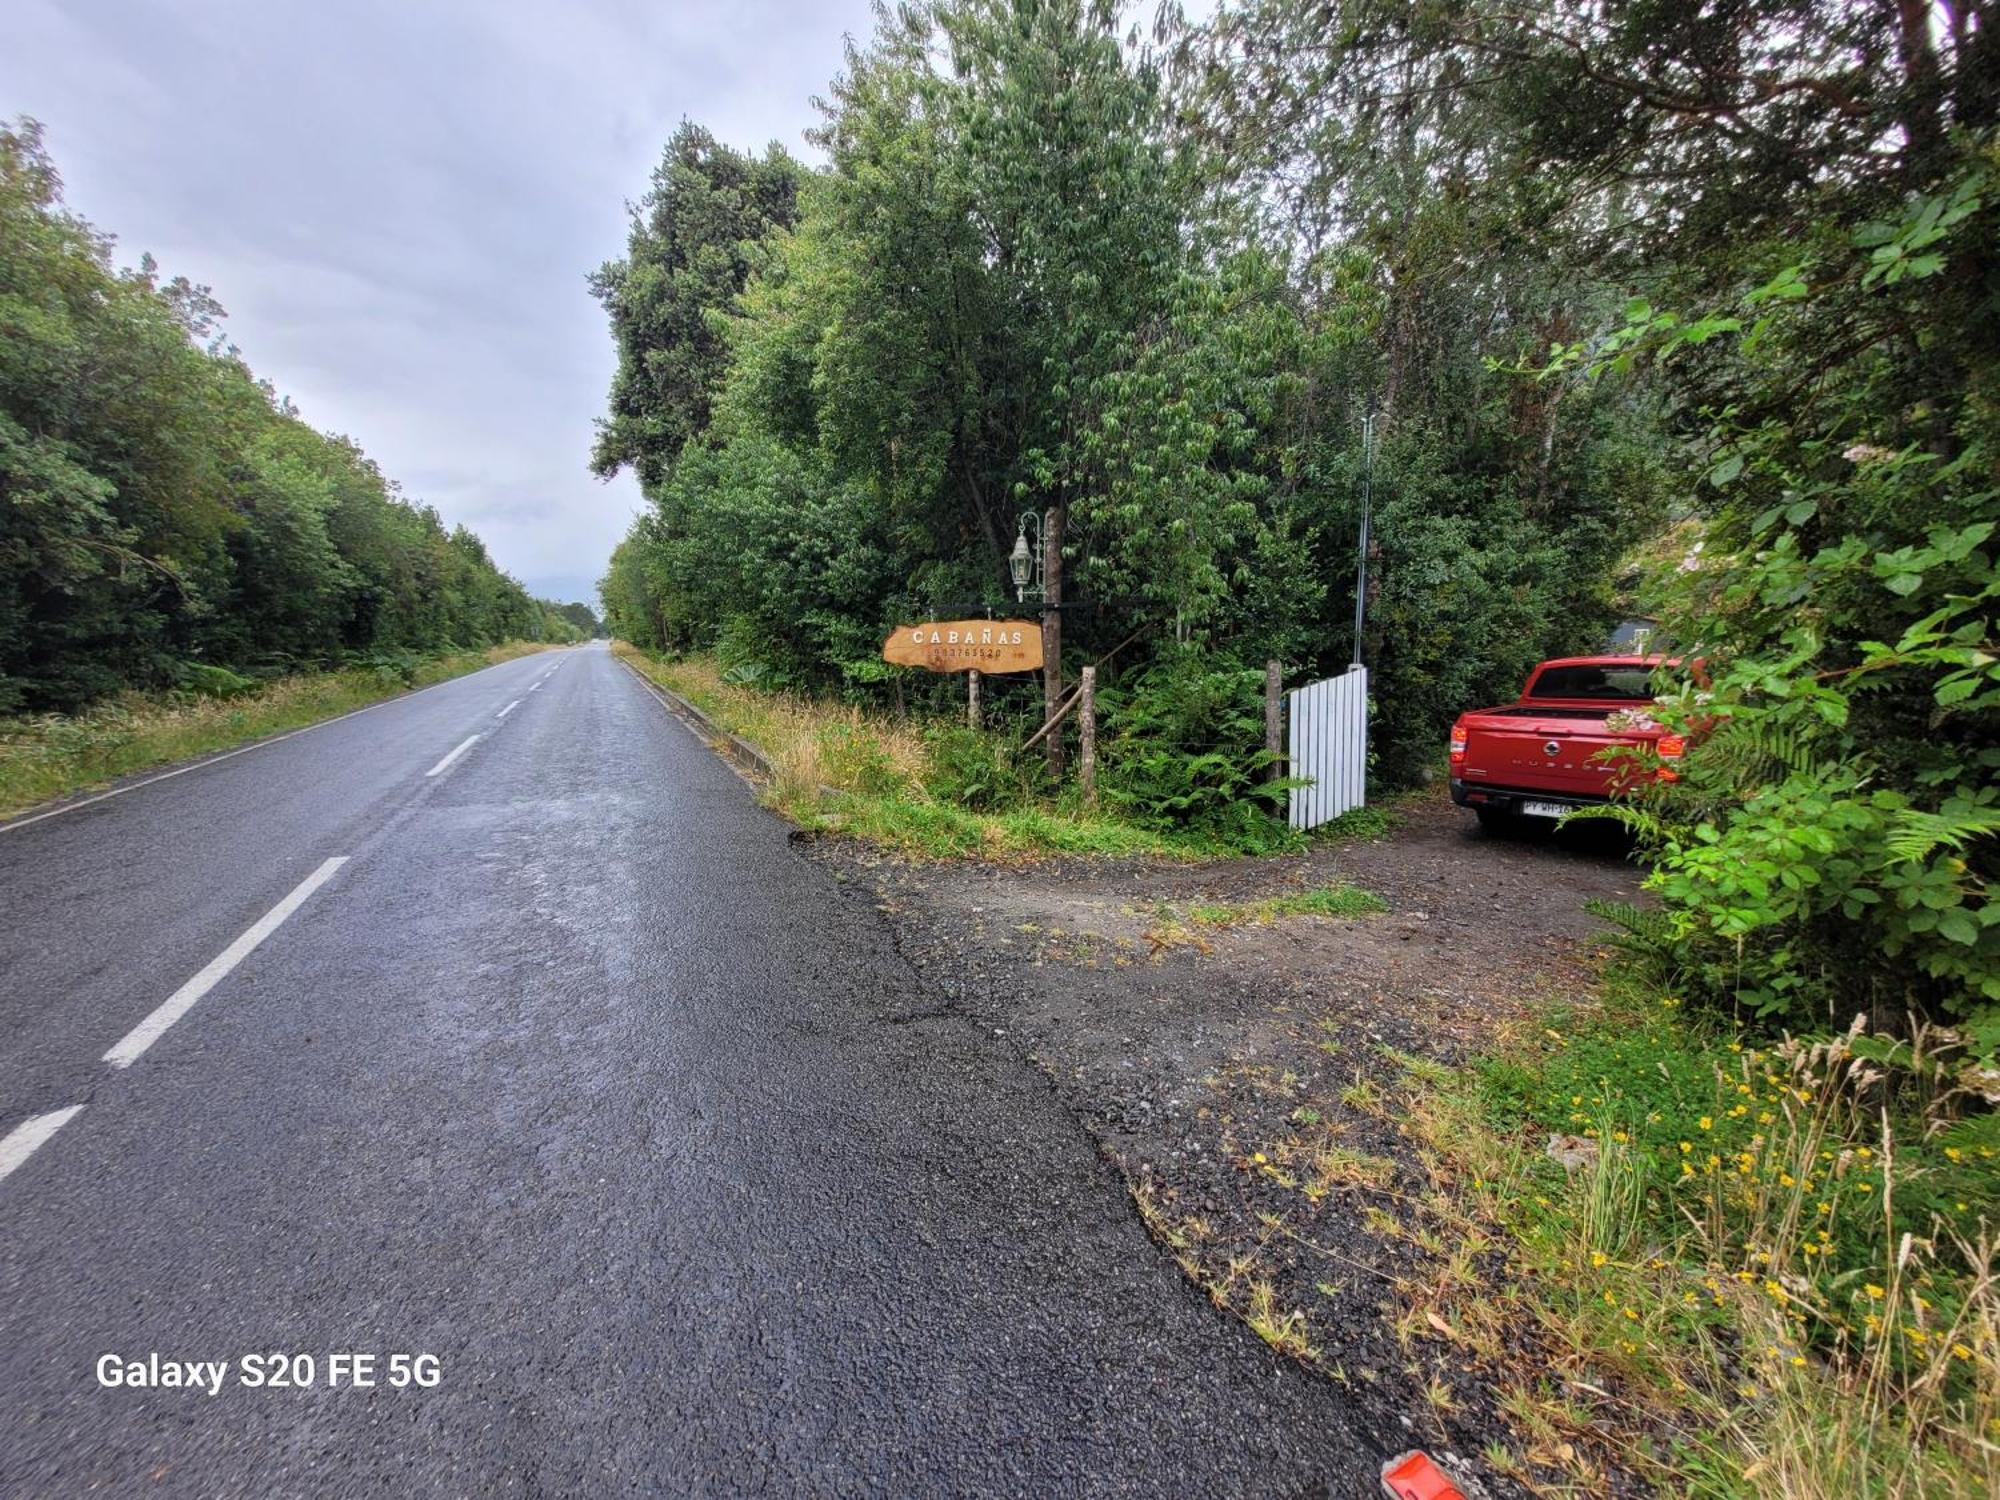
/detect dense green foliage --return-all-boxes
[1584,198,1998,1050]
[0,121,581,714]
[589,123,804,494]
[549,599,601,638]
[1095,653,1287,848]
[1425,2,2000,1052]
[594,0,1661,792]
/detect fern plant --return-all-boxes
[1096,649,1295,847]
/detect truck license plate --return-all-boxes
[1520,801,1569,819]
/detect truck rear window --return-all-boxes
[1528,664,1657,701]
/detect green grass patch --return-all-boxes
[614,643,1278,861]
[1307,802,1401,843]
[0,641,560,821]
[1381,969,1999,1495]
[1181,884,1387,926]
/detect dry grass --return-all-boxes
[613,643,1205,859]
[1261,1122,1400,1201]
[0,641,560,821]
[643,652,932,807]
[1138,883,1385,950]
[1244,1277,1319,1359]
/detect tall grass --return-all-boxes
[1399,985,1999,1495]
[0,642,559,820]
[614,644,1226,859]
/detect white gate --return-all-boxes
[1287,666,1368,829]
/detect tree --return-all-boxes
[0,119,549,712]
[589,123,804,492]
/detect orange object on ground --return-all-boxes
[1380,1449,1467,1500]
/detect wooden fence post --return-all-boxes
[967,668,981,729]
[1078,666,1097,808]
[1265,659,1283,782]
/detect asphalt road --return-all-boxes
[0,642,1384,1497]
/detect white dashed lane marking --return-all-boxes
[425,735,481,778]
[102,857,350,1069]
[0,1106,86,1185]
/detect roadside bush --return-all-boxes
[1098,649,1291,848]
[924,723,1031,812]
[350,649,428,688]
[1561,171,2000,1058]
[174,662,257,699]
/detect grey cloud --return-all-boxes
[2,0,877,607]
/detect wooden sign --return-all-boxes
[882,619,1044,674]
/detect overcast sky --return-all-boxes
[0,0,879,607]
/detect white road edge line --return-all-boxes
[495,699,521,720]
[103,857,349,1070]
[0,653,558,837]
[0,1105,86,1185]
[425,734,482,778]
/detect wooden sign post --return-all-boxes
[1078,666,1096,807]
[881,620,1044,675]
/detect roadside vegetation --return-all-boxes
[616,644,1240,859]
[1123,949,1997,1496]
[592,2,1661,801]
[0,121,595,718]
[589,0,1994,1045]
[1383,968,1997,1496]
[0,642,563,820]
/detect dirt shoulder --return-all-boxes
[806,790,1646,1489]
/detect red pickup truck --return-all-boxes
[1449,655,1683,830]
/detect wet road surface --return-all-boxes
[0,642,1382,1496]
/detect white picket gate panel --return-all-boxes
[1287,666,1368,830]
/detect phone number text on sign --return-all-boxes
[97,1352,441,1395]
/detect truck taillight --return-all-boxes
[1449,727,1467,764]
[1656,734,1685,782]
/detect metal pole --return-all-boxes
[1042,505,1065,781]
[1352,406,1376,669]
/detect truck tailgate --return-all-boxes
[1459,711,1644,796]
